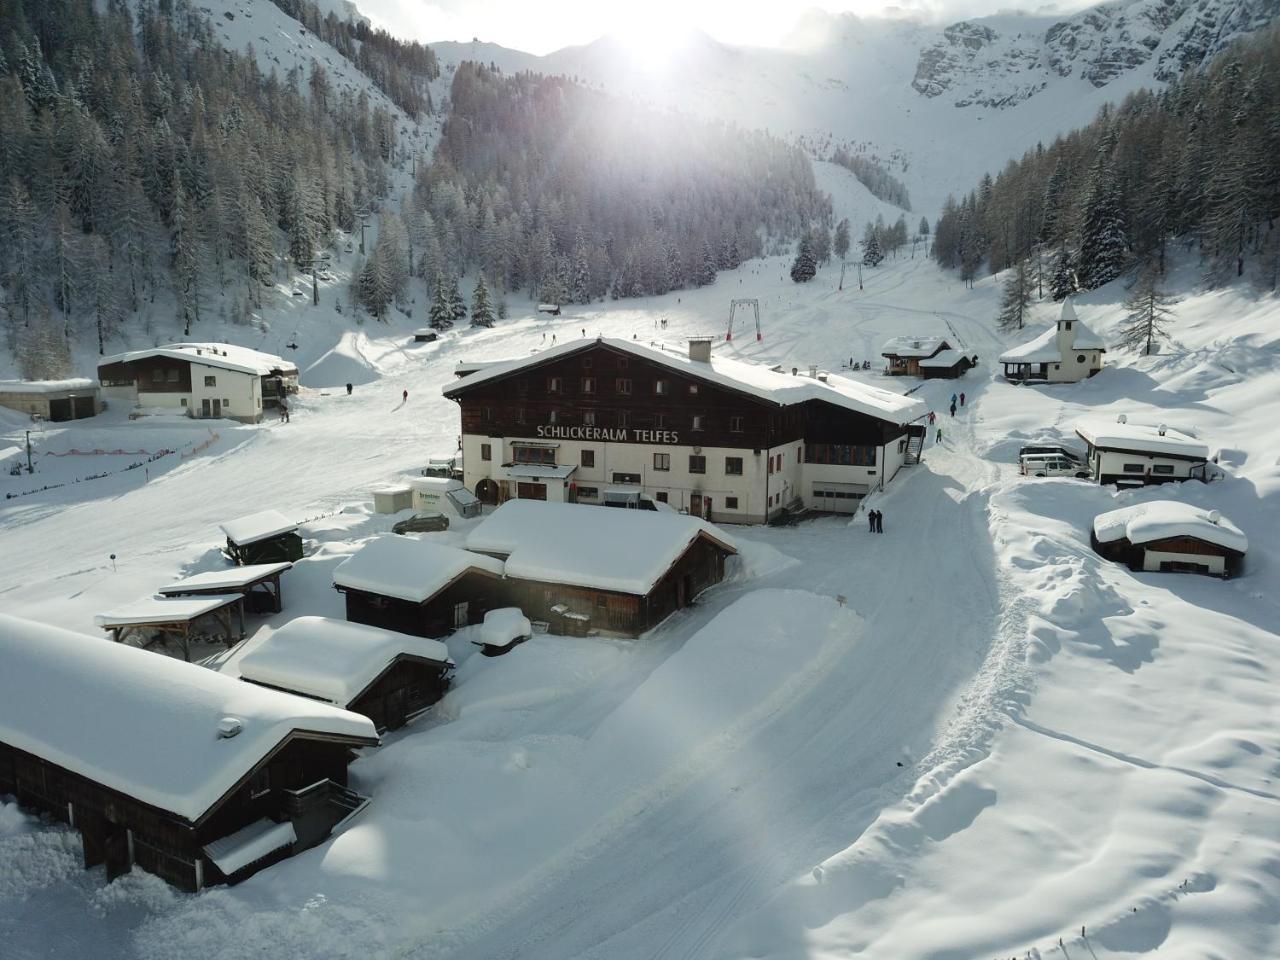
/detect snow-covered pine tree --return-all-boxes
[171,174,201,335]
[812,222,832,264]
[698,240,718,286]
[790,234,817,283]
[570,240,591,304]
[1119,264,1177,354]
[1049,247,1077,301]
[996,259,1034,331]
[918,216,929,238]
[1,177,36,326]
[428,274,453,329]
[861,226,884,268]
[1074,140,1128,290]
[470,274,495,327]
[834,218,851,260]
[447,275,468,325]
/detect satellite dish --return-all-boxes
[1208,510,1221,525]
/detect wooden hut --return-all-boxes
[96,594,246,661]
[332,535,506,638]
[0,614,378,892]
[465,500,737,637]
[220,510,304,564]
[236,617,454,732]
[159,562,292,614]
[1092,502,1247,578]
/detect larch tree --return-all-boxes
[834,218,851,260]
[1119,265,1178,355]
[996,259,1035,331]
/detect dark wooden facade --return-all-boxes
[348,657,452,732]
[99,355,194,394]
[227,532,304,565]
[338,569,502,638]
[495,534,731,637]
[0,731,374,891]
[1091,532,1243,578]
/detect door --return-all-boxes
[453,601,469,628]
[702,497,712,519]
[213,398,223,418]
[48,398,72,421]
[517,482,546,500]
[104,826,132,882]
[72,396,95,419]
[690,493,703,517]
[384,687,409,731]
[201,398,212,418]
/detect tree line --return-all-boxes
[0,0,405,374]
[828,146,912,211]
[933,25,1280,296]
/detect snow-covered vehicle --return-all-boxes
[1019,443,1084,464]
[421,456,463,481]
[473,608,532,657]
[1020,454,1089,478]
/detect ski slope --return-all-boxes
[2,253,1279,960]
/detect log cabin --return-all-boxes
[1091,501,1246,578]
[880,337,976,379]
[0,615,378,892]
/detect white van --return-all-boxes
[1020,454,1087,478]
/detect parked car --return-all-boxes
[1020,454,1089,478]
[1019,443,1084,464]
[392,512,449,534]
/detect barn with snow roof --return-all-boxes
[0,615,378,891]
[465,500,737,637]
[1091,502,1247,578]
[236,617,455,732]
[880,336,976,379]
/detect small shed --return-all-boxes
[916,349,977,379]
[159,562,292,614]
[236,617,454,732]
[474,608,532,657]
[537,303,561,316]
[1092,501,1247,578]
[413,329,438,343]
[465,500,738,637]
[0,378,101,421]
[96,594,246,660]
[372,484,414,515]
[220,510,304,564]
[332,535,506,637]
[0,614,378,892]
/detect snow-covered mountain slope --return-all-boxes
[430,0,1278,217]
[3,244,1278,959]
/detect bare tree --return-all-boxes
[1119,264,1178,355]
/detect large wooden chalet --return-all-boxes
[443,337,927,522]
[880,337,976,379]
[465,500,738,637]
[0,615,378,891]
[1092,502,1246,578]
[236,617,455,732]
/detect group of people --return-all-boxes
[866,508,885,534]
[926,391,968,442]
[847,358,873,370]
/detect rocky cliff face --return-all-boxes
[912,0,1278,109]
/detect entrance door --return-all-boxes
[48,398,73,421]
[201,398,211,418]
[517,482,547,500]
[213,398,222,417]
[453,601,469,628]
[690,493,703,517]
[702,497,712,519]
[103,826,132,882]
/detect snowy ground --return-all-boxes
[2,250,1279,960]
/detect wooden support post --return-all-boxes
[182,622,190,662]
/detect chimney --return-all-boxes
[809,364,818,378]
[216,717,243,739]
[688,337,713,363]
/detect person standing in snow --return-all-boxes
[959,391,966,407]
[949,401,956,417]
[936,427,944,443]
[551,334,557,344]
[867,509,876,533]
[279,402,289,423]
[928,411,936,425]
[346,382,353,396]
[402,389,408,404]
[950,393,957,407]
[875,510,884,534]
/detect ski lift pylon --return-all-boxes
[726,298,762,342]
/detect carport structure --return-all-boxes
[95,594,245,661]
[159,562,293,614]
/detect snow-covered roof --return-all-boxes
[1075,420,1209,459]
[99,343,297,377]
[333,534,504,603]
[95,594,244,629]
[445,338,926,425]
[454,360,502,377]
[408,477,466,493]
[219,510,298,546]
[1093,501,1247,553]
[0,445,22,461]
[881,336,947,358]
[918,349,967,368]
[500,463,578,480]
[466,500,737,595]
[204,819,297,877]
[0,615,377,822]
[236,616,451,706]
[0,378,97,394]
[479,608,532,648]
[998,299,1107,363]
[159,563,293,594]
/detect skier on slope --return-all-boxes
[950,402,956,417]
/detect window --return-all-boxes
[1122,463,1145,472]
[613,471,641,484]
[481,443,492,462]
[514,446,555,465]
[583,411,596,426]
[516,407,527,424]
[167,369,179,383]
[1076,354,1087,363]
[689,384,699,395]
[725,457,743,475]
[655,379,668,395]
[775,453,783,470]
[1064,321,1073,331]
[653,413,665,429]
[616,378,632,395]
[576,486,599,499]
[805,444,877,466]
[223,398,230,407]
[689,455,706,474]
[725,497,739,509]
[151,369,164,383]
[618,411,630,429]
[583,357,593,369]
[204,375,216,387]
[1152,464,1175,475]
[582,450,596,468]
[548,376,562,394]
[729,416,744,433]
[180,398,187,406]
[582,377,595,395]
[617,357,628,369]
[654,453,670,471]
[655,491,669,503]
[548,409,559,424]
[691,415,704,431]
[482,406,492,421]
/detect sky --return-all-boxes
[354,0,1098,55]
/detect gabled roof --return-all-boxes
[445,338,926,426]
[998,320,1107,363]
[333,535,504,603]
[465,500,737,595]
[880,336,949,359]
[1075,420,1209,459]
[918,349,968,368]
[1093,501,1247,553]
[236,616,452,707]
[0,615,377,822]
[99,342,297,377]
